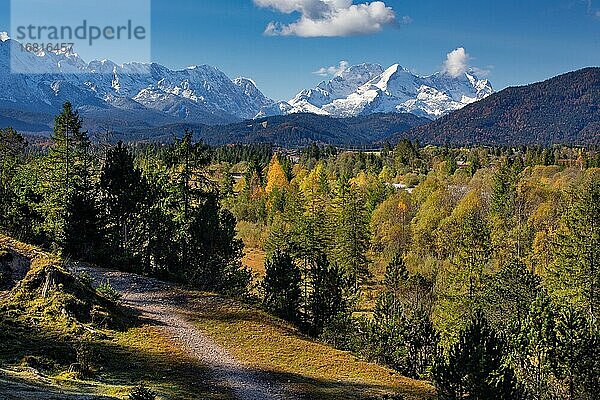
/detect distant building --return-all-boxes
[386,182,415,194]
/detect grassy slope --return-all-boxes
[235,224,435,399]
[0,326,229,400]
[0,234,233,400]
[1,234,435,399]
[189,295,435,400]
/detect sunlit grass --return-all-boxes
[189,294,435,400]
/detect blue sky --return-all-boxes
[1,0,599,100]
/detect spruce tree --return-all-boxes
[433,311,523,400]
[553,306,597,400]
[514,290,557,400]
[373,254,438,378]
[551,173,599,318]
[43,102,92,248]
[0,128,27,235]
[62,183,103,261]
[262,250,302,323]
[482,259,540,332]
[99,141,146,266]
[308,254,348,335]
[332,178,369,288]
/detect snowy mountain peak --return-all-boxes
[262,62,494,120]
[337,63,385,80]
[0,37,274,127]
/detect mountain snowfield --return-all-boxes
[0,35,272,130]
[0,34,493,133]
[258,63,494,119]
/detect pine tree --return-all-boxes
[394,139,419,172]
[433,311,523,400]
[308,254,348,335]
[62,183,103,261]
[514,290,557,400]
[490,157,517,222]
[42,102,92,248]
[482,259,540,332]
[375,254,409,323]
[169,131,212,272]
[551,173,599,318]
[553,306,597,400]
[490,157,529,263]
[372,255,438,378]
[0,128,27,234]
[99,141,146,265]
[262,250,302,323]
[172,180,249,295]
[137,167,178,277]
[440,190,491,319]
[219,164,235,198]
[298,163,331,262]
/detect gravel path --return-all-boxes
[73,265,289,400]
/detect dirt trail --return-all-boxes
[74,265,289,400]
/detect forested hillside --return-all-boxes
[109,112,431,146]
[391,67,600,146]
[0,103,249,295]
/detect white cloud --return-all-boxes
[255,0,396,37]
[442,47,493,78]
[471,66,493,78]
[313,60,349,76]
[443,47,470,77]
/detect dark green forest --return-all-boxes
[402,67,600,146]
[1,103,599,399]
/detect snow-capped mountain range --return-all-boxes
[0,34,493,133]
[258,63,493,119]
[0,35,272,129]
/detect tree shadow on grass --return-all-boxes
[0,318,234,400]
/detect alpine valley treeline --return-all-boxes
[1,103,599,399]
[222,141,599,399]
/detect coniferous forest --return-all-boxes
[1,103,599,399]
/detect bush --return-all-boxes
[75,271,95,287]
[129,384,157,400]
[222,263,253,298]
[96,280,122,303]
[320,311,356,350]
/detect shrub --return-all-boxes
[96,280,122,303]
[129,384,157,400]
[320,311,356,351]
[75,271,95,287]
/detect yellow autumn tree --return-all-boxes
[265,154,289,194]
